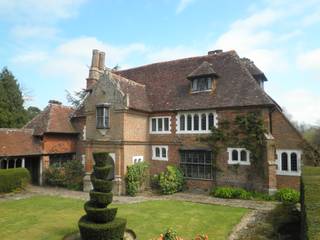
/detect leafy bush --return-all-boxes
[43,160,85,190]
[150,174,160,190]
[275,188,300,205]
[159,166,184,195]
[0,168,31,193]
[212,187,252,199]
[125,162,149,196]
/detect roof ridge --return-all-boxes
[117,50,236,72]
[110,71,146,88]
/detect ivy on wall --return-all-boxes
[201,111,267,180]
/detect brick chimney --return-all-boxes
[86,49,106,90]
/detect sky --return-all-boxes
[0,0,319,125]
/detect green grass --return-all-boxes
[0,196,248,240]
[302,166,320,239]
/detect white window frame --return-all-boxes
[152,145,168,161]
[149,116,171,134]
[276,149,302,176]
[132,156,144,164]
[191,77,212,93]
[227,148,250,165]
[176,111,218,134]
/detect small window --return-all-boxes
[150,116,171,133]
[96,106,109,129]
[276,150,301,176]
[191,77,212,92]
[228,148,250,165]
[132,156,144,164]
[152,146,168,161]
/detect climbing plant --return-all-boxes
[201,111,267,180]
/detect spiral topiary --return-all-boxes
[78,152,126,240]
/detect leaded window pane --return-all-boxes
[180,151,212,180]
[152,119,156,131]
[240,150,247,162]
[162,148,167,158]
[281,153,288,171]
[291,153,298,171]
[201,114,206,130]
[232,150,238,161]
[158,118,163,131]
[155,147,160,157]
[208,113,214,130]
[187,115,192,131]
[180,115,185,131]
[194,114,199,131]
[164,118,169,131]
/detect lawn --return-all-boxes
[0,196,248,240]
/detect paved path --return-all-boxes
[0,185,278,239]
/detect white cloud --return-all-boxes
[278,89,320,125]
[297,48,320,74]
[0,0,86,23]
[11,25,58,40]
[11,51,48,63]
[176,0,195,14]
[146,46,200,63]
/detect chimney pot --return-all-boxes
[49,100,62,105]
[208,49,223,55]
[91,49,100,68]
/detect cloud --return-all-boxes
[176,0,195,14]
[0,0,86,23]
[296,48,320,74]
[11,25,58,40]
[146,46,200,63]
[11,51,48,63]
[278,89,320,125]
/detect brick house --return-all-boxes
[0,101,79,184]
[0,49,307,194]
[70,49,307,194]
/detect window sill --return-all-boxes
[176,131,212,134]
[150,131,171,134]
[96,127,110,130]
[184,177,213,181]
[151,158,168,161]
[227,161,250,166]
[276,171,301,176]
[191,89,212,94]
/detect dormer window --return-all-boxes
[191,77,212,92]
[187,61,218,93]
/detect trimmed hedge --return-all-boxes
[91,176,113,192]
[0,168,30,193]
[89,191,113,207]
[84,201,117,223]
[78,216,127,240]
[301,166,320,240]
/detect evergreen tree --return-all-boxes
[0,67,28,128]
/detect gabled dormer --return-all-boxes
[187,61,219,93]
[241,57,267,89]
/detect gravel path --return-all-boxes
[0,185,278,239]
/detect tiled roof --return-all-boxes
[187,61,218,79]
[109,72,151,111]
[24,102,77,135]
[116,50,275,112]
[0,129,41,157]
[241,57,267,81]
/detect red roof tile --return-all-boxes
[0,129,41,157]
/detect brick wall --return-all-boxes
[43,133,77,154]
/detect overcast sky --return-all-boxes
[0,0,319,125]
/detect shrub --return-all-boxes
[125,162,149,196]
[275,188,300,205]
[150,174,160,190]
[0,168,31,193]
[212,187,252,199]
[43,160,85,190]
[158,166,184,195]
[79,152,126,240]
